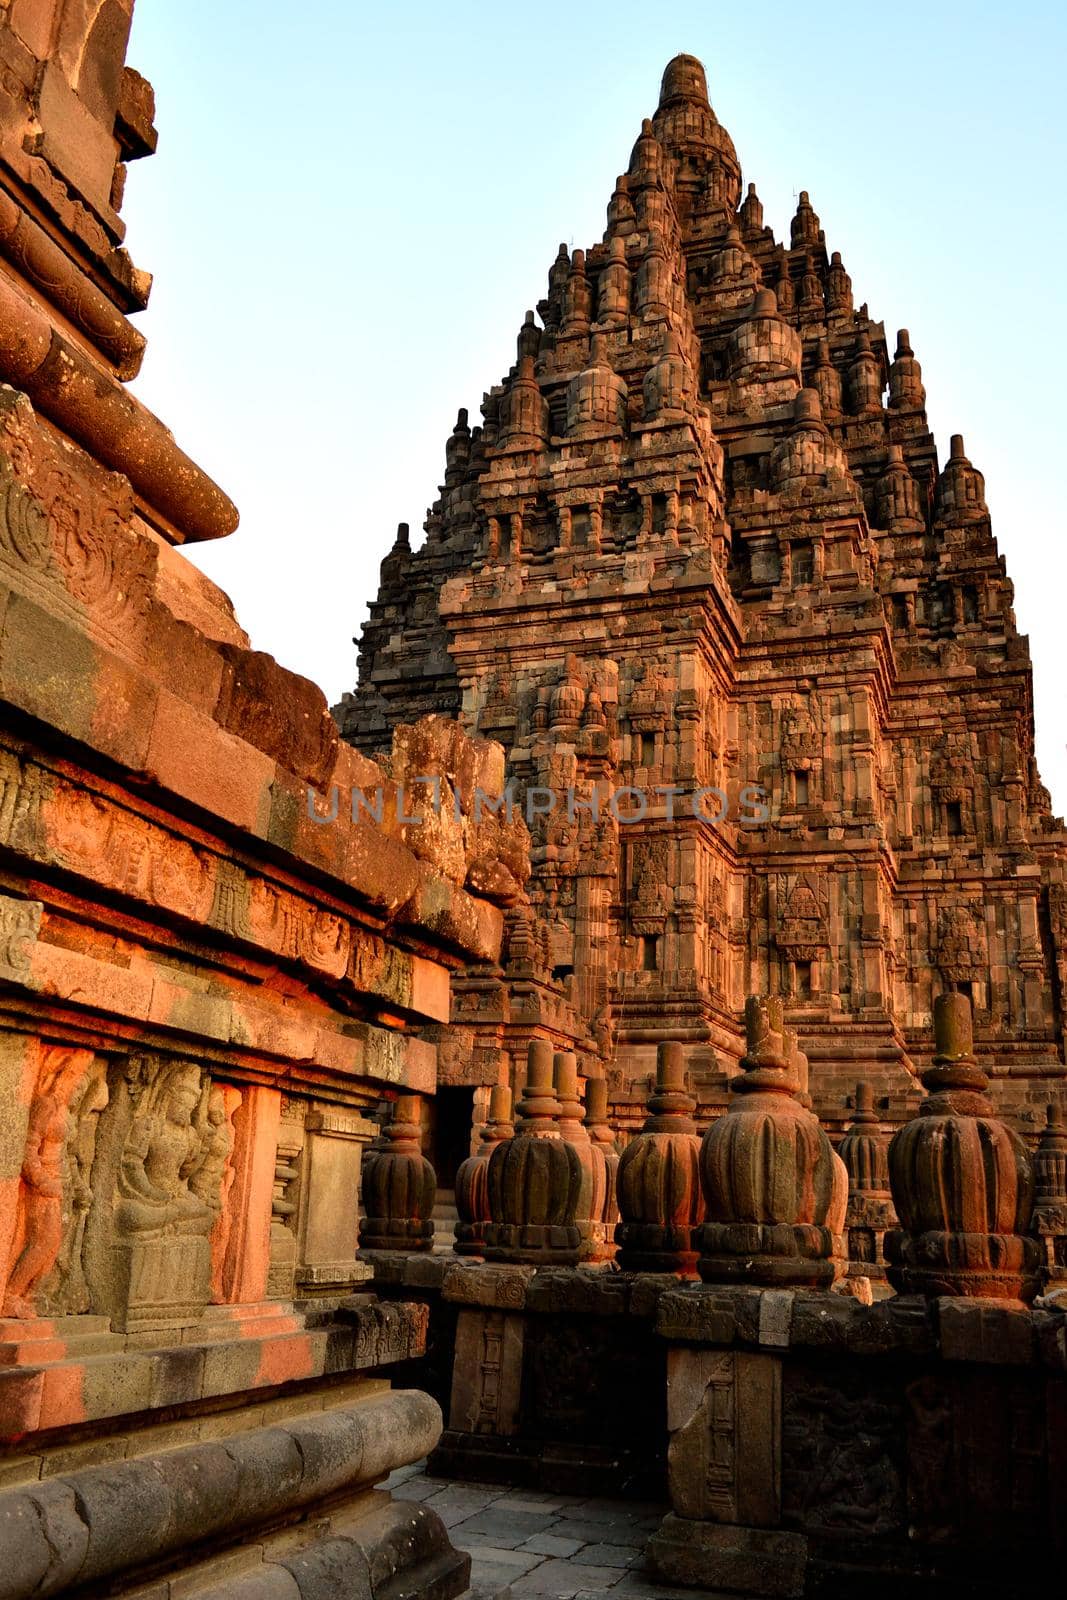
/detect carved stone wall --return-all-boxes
[0,9,513,1596]
[338,52,1067,1154]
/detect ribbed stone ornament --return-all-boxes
[614,1041,704,1275]
[698,996,839,1287]
[1032,1101,1067,1280]
[358,1095,436,1253]
[838,1080,896,1279]
[453,1084,513,1257]
[484,1040,581,1265]
[555,1051,613,1262]
[585,1075,620,1251]
[885,992,1040,1302]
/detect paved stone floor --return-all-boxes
[385,1462,716,1598]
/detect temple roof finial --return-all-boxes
[658,54,710,108]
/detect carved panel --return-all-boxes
[782,1363,904,1537]
[83,1056,242,1331]
[2,1046,97,1318]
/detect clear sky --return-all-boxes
[125,0,1066,811]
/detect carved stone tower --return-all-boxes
[338,55,1067,1141]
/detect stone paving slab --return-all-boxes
[387,1462,728,1599]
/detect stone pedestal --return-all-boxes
[650,1291,807,1596]
[428,1260,671,1496]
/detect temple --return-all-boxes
[339,54,1067,1163]
[0,17,1065,1598]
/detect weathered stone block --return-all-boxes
[449,1308,525,1436]
[665,1347,781,1525]
[648,1514,807,1597]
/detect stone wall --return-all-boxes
[0,5,528,1594]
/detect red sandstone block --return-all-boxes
[29,940,154,1023]
[143,606,226,715]
[406,954,451,1024]
[226,1000,317,1066]
[0,593,156,770]
[146,971,234,1043]
[342,825,421,916]
[144,688,274,834]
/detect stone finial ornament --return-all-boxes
[517,308,541,365]
[698,996,840,1287]
[837,1080,896,1279]
[935,433,988,524]
[827,250,853,312]
[888,327,925,409]
[453,1084,513,1257]
[738,180,763,234]
[484,1039,581,1265]
[357,1095,436,1254]
[597,235,631,326]
[555,1051,612,1262]
[886,992,1040,1301]
[585,1075,620,1245]
[614,1041,704,1275]
[1032,1100,1067,1280]
[811,336,843,419]
[790,189,820,248]
[876,443,925,532]
[848,328,883,415]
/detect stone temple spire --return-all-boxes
[342,51,1066,1174]
[652,52,740,219]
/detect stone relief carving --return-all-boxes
[191,1083,241,1303]
[0,392,150,638]
[2,1046,96,1318]
[41,1055,110,1315]
[776,876,829,961]
[782,1367,904,1537]
[84,1056,242,1329]
[267,1097,305,1300]
[935,902,987,986]
[0,747,44,854]
[630,839,669,935]
[0,891,41,978]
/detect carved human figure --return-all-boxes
[43,1057,109,1314]
[2,1047,93,1318]
[116,1061,216,1240]
[187,1083,240,1301]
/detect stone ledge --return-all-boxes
[654,1283,1067,1369]
[0,1299,429,1442]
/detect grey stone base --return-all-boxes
[647,1514,807,1597]
[430,1425,660,1499]
[0,1389,469,1600]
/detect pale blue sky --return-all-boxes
[126,1,1066,809]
